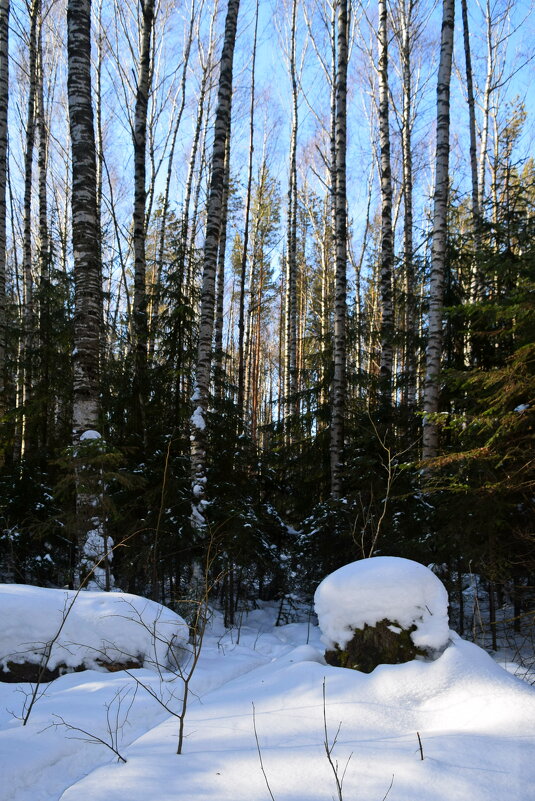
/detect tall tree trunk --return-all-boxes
[132,0,155,447]
[478,0,492,206]
[37,17,50,453]
[285,0,298,435]
[237,0,259,423]
[20,0,40,457]
[190,0,240,524]
[0,0,8,466]
[214,126,231,393]
[398,0,416,409]
[377,0,394,410]
[68,0,108,587]
[330,0,348,500]
[422,0,455,460]
[461,0,482,306]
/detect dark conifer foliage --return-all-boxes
[0,0,532,638]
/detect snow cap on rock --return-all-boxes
[314,556,450,652]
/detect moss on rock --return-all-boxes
[324,618,427,673]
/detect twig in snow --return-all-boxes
[322,677,352,801]
[252,702,276,801]
[417,730,424,760]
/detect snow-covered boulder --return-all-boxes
[314,557,450,672]
[0,584,189,681]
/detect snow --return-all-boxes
[314,556,450,652]
[0,589,534,801]
[80,430,102,441]
[190,406,205,430]
[0,585,189,674]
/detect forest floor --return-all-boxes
[1,592,534,801]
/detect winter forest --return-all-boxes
[0,0,533,639]
[0,0,535,798]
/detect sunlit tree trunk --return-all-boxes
[237,0,259,423]
[68,0,109,587]
[396,0,417,409]
[461,0,482,308]
[284,0,298,435]
[132,0,155,446]
[0,0,8,465]
[330,0,348,499]
[191,0,240,524]
[377,0,394,409]
[20,0,40,456]
[422,0,455,460]
[36,16,51,452]
[214,128,231,393]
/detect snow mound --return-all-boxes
[0,584,189,674]
[314,556,450,652]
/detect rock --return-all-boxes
[324,618,426,673]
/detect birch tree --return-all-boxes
[377,0,394,408]
[422,0,454,460]
[190,0,240,525]
[330,0,348,499]
[0,0,8,464]
[284,0,299,432]
[132,0,155,443]
[67,0,109,586]
[237,0,259,423]
[19,0,40,455]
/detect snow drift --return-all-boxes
[0,584,189,675]
[314,556,450,652]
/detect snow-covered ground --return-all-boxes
[1,588,535,801]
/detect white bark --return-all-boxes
[68,0,108,586]
[378,0,394,408]
[132,0,155,442]
[330,0,348,499]
[422,0,455,460]
[190,0,240,523]
[0,0,8,454]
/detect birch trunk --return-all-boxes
[237,0,258,422]
[68,0,108,586]
[330,0,348,500]
[21,0,40,456]
[37,18,50,451]
[422,0,455,460]
[132,0,155,444]
[461,0,482,306]
[191,0,240,524]
[0,0,8,464]
[285,0,298,432]
[398,0,416,408]
[377,0,394,408]
[214,128,231,391]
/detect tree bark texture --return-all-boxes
[21,0,40,455]
[0,0,8,455]
[398,0,416,408]
[237,0,258,422]
[68,0,102,440]
[378,0,394,407]
[330,0,348,500]
[285,0,298,432]
[461,0,482,305]
[190,0,240,523]
[132,0,155,443]
[422,0,455,460]
[68,0,110,588]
